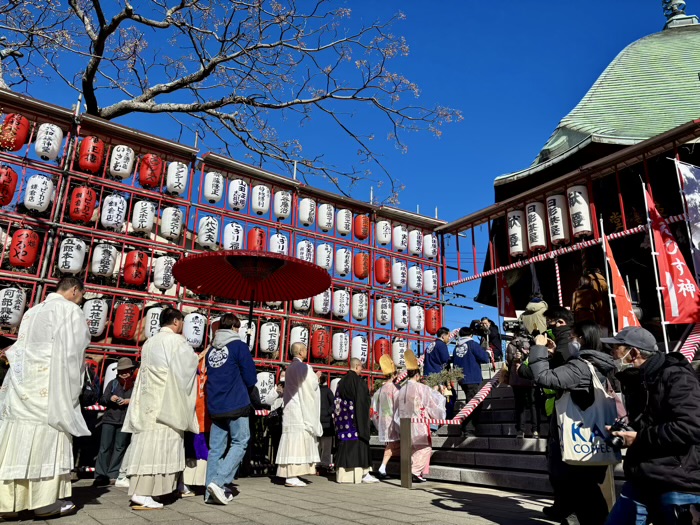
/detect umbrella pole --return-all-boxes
[247,291,255,348]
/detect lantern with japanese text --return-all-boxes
[408,230,423,256]
[91,243,118,277]
[109,145,135,179]
[143,306,163,339]
[101,194,127,230]
[266,300,282,309]
[247,227,266,252]
[78,136,104,174]
[393,301,408,329]
[332,289,350,318]
[113,303,139,340]
[260,322,280,353]
[423,233,438,259]
[138,154,163,189]
[408,265,423,293]
[256,372,276,404]
[273,190,291,220]
[567,185,593,237]
[376,220,391,246]
[526,202,547,251]
[224,222,244,250]
[23,174,53,212]
[314,243,331,270]
[0,165,17,206]
[314,289,331,315]
[374,338,390,364]
[409,305,425,333]
[239,320,256,348]
[0,114,30,151]
[228,179,248,211]
[0,286,25,327]
[375,297,391,325]
[153,255,176,290]
[392,338,407,367]
[337,209,352,236]
[166,161,188,196]
[184,312,206,348]
[290,325,309,347]
[351,293,368,321]
[160,207,183,240]
[354,215,370,240]
[332,332,349,361]
[296,239,314,263]
[546,194,571,245]
[391,260,407,288]
[123,250,148,286]
[9,228,39,268]
[299,198,316,227]
[507,210,527,257]
[393,225,408,252]
[353,253,369,280]
[68,186,96,223]
[131,201,156,234]
[34,123,63,161]
[424,269,438,295]
[311,328,330,360]
[318,203,334,232]
[293,297,311,311]
[375,258,390,284]
[351,335,368,364]
[57,237,86,274]
[269,233,288,255]
[203,171,224,203]
[425,308,440,335]
[83,298,108,338]
[197,216,220,249]
[335,248,351,277]
[251,185,271,216]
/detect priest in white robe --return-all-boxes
[276,342,322,487]
[0,277,90,519]
[122,308,198,510]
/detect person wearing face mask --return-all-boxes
[525,320,615,525]
[602,327,700,525]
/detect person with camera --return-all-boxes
[506,327,540,439]
[602,327,700,525]
[479,318,503,362]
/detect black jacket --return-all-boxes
[320,384,335,436]
[617,352,700,494]
[99,378,133,426]
[481,324,503,361]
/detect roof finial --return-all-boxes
[663,0,687,20]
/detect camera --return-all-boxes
[503,319,524,334]
[606,418,634,449]
[470,319,487,335]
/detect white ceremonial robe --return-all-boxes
[0,293,91,512]
[276,358,322,478]
[371,381,400,444]
[122,327,198,496]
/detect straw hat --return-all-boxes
[404,350,419,371]
[379,355,396,376]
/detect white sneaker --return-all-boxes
[362,474,380,484]
[207,482,230,505]
[115,476,129,488]
[284,477,307,487]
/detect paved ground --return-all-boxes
[2,476,558,525]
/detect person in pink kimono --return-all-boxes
[371,355,400,479]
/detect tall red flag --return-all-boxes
[497,271,516,318]
[647,187,700,324]
[603,236,640,328]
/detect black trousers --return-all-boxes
[95,423,131,479]
[512,387,540,433]
[460,383,482,432]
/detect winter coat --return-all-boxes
[99,378,134,426]
[319,384,335,436]
[452,336,490,385]
[480,324,503,361]
[424,339,450,376]
[618,352,700,494]
[519,300,549,336]
[506,337,533,388]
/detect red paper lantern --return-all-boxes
[0,114,30,152]
[0,165,18,206]
[373,338,390,364]
[425,308,440,335]
[113,303,139,340]
[122,250,148,286]
[139,153,163,189]
[247,228,266,252]
[9,228,40,268]
[69,186,97,223]
[354,215,370,241]
[78,136,105,174]
[353,252,369,280]
[374,257,390,284]
[311,328,330,360]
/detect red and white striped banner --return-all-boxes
[679,324,700,362]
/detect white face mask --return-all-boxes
[614,350,633,372]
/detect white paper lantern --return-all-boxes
[0,287,25,328]
[393,225,408,252]
[393,302,408,329]
[109,145,135,179]
[392,338,407,368]
[317,203,334,232]
[83,298,108,338]
[160,207,183,241]
[332,332,349,361]
[526,202,547,251]
[376,220,391,246]
[256,372,276,404]
[375,297,392,325]
[239,320,257,348]
[297,239,314,263]
[423,233,438,259]
[408,230,424,256]
[34,123,63,161]
[424,269,438,295]
[57,237,86,274]
[546,194,571,245]
[567,185,593,237]
[392,260,407,288]
[316,243,333,270]
[330,377,341,395]
[131,201,156,234]
[408,265,423,293]
[337,209,352,236]
[314,289,331,315]
[197,216,219,249]
[143,306,163,339]
[351,293,368,321]
[153,255,176,290]
[203,171,224,204]
[299,198,316,226]
[332,289,350,318]
[228,179,248,211]
[260,322,280,353]
[224,222,244,250]
[507,210,527,257]
[351,335,368,364]
[23,174,53,212]
[265,300,283,308]
[409,305,425,332]
[252,185,271,216]
[273,190,292,220]
[91,243,118,277]
[290,325,309,347]
[269,233,288,255]
[101,194,127,230]
[184,312,206,347]
[335,248,351,277]
[166,161,188,196]
[293,297,311,311]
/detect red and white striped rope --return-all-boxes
[679,324,700,362]
[554,257,563,307]
[84,404,106,411]
[255,409,270,416]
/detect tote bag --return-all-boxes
[555,361,621,466]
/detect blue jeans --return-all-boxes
[205,416,250,490]
[606,481,700,525]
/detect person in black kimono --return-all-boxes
[317,372,336,474]
[333,358,379,484]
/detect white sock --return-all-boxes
[378,465,386,474]
[286,477,300,484]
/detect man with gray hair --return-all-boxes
[334,358,378,484]
[275,343,322,487]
